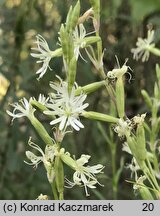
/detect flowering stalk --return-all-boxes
[6,0,160,200]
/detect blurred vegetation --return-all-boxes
[0,0,160,199]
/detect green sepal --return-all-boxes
[68,56,77,94]
[29,115,54,146]
[75,80,105,95]
[54,156,64,194]
[30,100,48,113]
[139,186,154,200]
[82,111,119,123]
[154,83,159,99]
[51,48,63,58]
[156,64,160,81]
[136,124,147,161]
[60,24,68,64]
[116,76,125,118]
[60,24,74,67]
[60,153,76,170]
[66,1,80,33]
[83,36,101,47]
[141,90,152,109]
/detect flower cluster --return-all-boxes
[6,2,106,198]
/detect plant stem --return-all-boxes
[59,192,64,200]
[111,143,117,199]
[146,158,160,191]
[51,181,59,200]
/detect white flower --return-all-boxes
[31,34,53,80]
[72,154,104,196]
[38,94,49,105]
[33,94,49,106]
[131,30,155,62]
[25,138,55,167]
[133,113,146,125]
[73,24,88,60]
[44,77,89,131]
[36,194,49,200]
[6,97,35,121]
[126,157,140,179]
[114,118,132,138]
[24,139,45,168]
[133,175,146,190]
[24,138,56,182]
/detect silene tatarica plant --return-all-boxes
[7,0,160,200]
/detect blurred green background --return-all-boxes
[0,0,160,200]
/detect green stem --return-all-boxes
[59,192,64,200]
[97,123,118,199]
[143,168,156,191]
[111,144,117,199]
[146,158,160,191]
[51,181,59,200]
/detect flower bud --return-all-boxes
[59,24,69,65]
[154,83,159,99]
[156,64,160,81]
[141,90,152,109]
[66,1,80,33]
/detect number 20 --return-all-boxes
[142,203,154,211]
